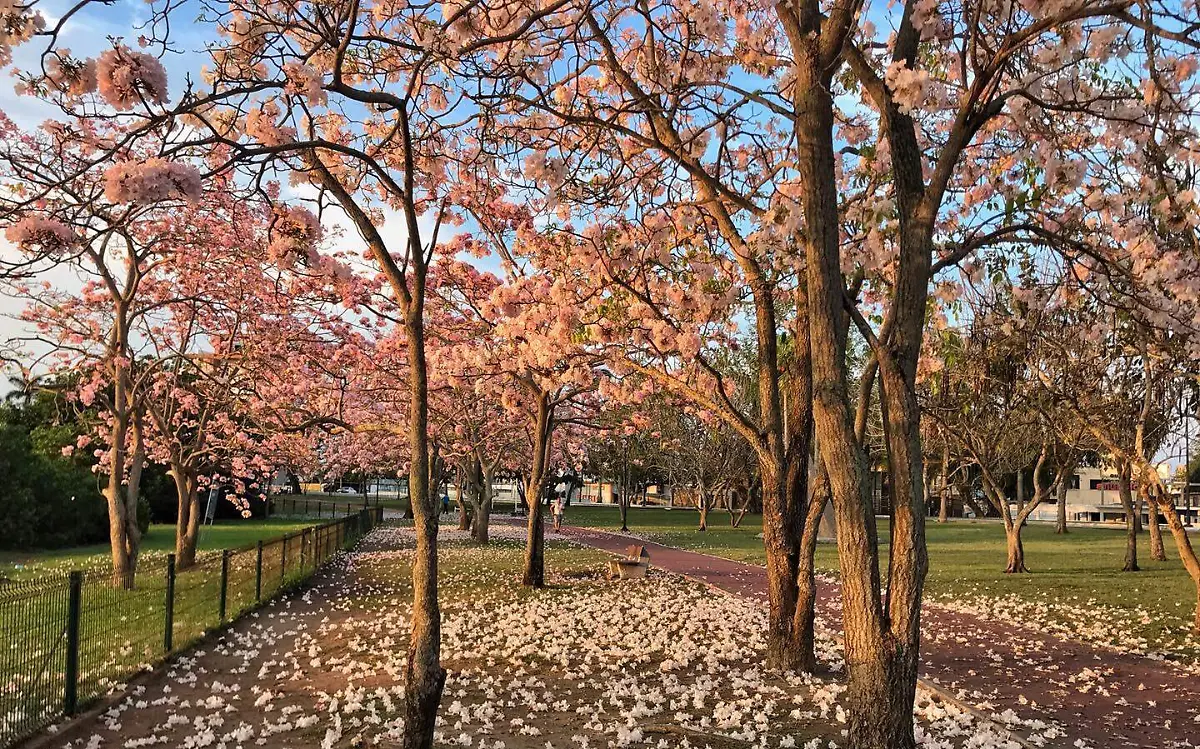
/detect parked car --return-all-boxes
[336,486,357,495]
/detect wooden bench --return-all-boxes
[608,545,651,579]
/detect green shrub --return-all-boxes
[0,424,109,549]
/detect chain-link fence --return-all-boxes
[0,507,382,748]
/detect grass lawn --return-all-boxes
[0,518,317,580]
[563,503,1200,658]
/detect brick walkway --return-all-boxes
[555,524,1200,749]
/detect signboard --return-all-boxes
[203,485,221,525]
[1090,478,1138,492]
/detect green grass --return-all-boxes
[0,514,369,747]
[563,503,1200,656]
[0,519,317,580]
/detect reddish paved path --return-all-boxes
[554,524,1200,749]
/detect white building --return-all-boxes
[1022,465,1199,525]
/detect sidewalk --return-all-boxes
[555,524,1200,749]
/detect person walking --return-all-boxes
[552,495,565,530]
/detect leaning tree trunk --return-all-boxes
[697,492,709,531]
[1150,491,1200,630]
[456,473,471,531]
[793,466,831,674]
[522,391,553,588]
[1146,487,1166,561]
[1118,462,1139,572]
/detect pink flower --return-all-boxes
[61,445,75,457]
[4,217,78,254]
[267,205,323,266]
[96,45,168,110]
[103,158,202,204]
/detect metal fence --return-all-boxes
[268,494,379,520]
[0,507,382,749]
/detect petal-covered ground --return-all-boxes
[550,524,1200,749]
[52,525,1039,749]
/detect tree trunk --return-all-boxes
[401,313,445,749]
[937,440,950,523]
[522,391,553,588]
[105,374,135,588]
[796,52,920,747]
[1004,525,1027,573]
[172,466,201,570]
[456,473,470,531]
[762,458,808,671]
[472,460,494,544]
[1055,473,1069,534]
[1147,487,1166,561]
[698,493,708,531]
[1151,492,1200,631]
[1118,461,1139,572]
[793,466,831,674]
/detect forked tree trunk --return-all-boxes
[1146,487,1166,561]
[472,460,495,544]
[172,465,202,570]
[522,391,553,588]
[797,57,921,748]
[1118,462,1139,572]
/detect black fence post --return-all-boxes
[300,529,308,571]
[164,554,176,652]
[64,571,82,715]
[255,541,263,601]
[219,550,230,623]
[280,535,287,582]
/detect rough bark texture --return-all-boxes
[794,50,921,749]
[401,313,445,749]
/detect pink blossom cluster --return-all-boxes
[45,52,99,98]
[884,62,930,115]
[283,63,327,106]
[267,205,323,266]
[0,5,45,66]
[103,158,203,204]
[96,45,169,110]
[4,216,78,254]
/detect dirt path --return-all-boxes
[555,524,1200,749]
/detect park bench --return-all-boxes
[608,545,650,579]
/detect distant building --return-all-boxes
[1021,465,1199,525]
